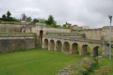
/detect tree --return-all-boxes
[27,17,32,22]
[2,14,6,19]
[32,18,39,23]
[39,18,46,23]
[7,11,11,18]
[46,15,56,26]
[63,22,71,28]
[0,11,20,22]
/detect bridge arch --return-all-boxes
[63,42,70,53]
[72,43,79,54]
[56,40,62,52]
[50,40,55,51]
[44,39,48,49]
[92,46,99,56]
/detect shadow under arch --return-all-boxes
[81,45,88,55]
[44,39,48,49]
[56,40,62,52]
[93,46,99,57]
[50,40,55,51]
[72,43,79,54]
[63,42,70,53]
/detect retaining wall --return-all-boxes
[0,33,37,53]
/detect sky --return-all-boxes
[0,0,113,28]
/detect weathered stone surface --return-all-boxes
[0,33,38,53]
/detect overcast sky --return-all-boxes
[0,0,113,28]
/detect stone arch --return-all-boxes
[44,39,48,49]
[50,40,55,50]
[72,43,79,54]
[93,46,99,56]
[81,45,88,55]
[63,42,70,53]
[56,40,62,52]
[40,30,43,37]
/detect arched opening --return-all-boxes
[56,41,62,52]
[93,46,99,57]
[50,40,55,50]
[82,45,88,55]
[44,39,48,49]
[63,42,70,53]
[72,43,79,54]
[40,30,43,37]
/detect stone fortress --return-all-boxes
[42,26,113,56]
[0,22,113,57]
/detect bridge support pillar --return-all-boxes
[54,42,57,51]
[42,39,44,48]
[102,44,108,56]
[70,43,73,54]
[48,41,51,51]
[79,45,82,55]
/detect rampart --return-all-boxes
[0,33,37,53]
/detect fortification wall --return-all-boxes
[31,25,71,36]
[83,27,113,41]
[84,29,103,40]
[0,24,71,37]
[0,33,37,53]
[0,24,24,32]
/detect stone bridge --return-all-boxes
[42,34,109,56]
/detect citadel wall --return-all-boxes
[83,26,113,41]
[0,33,37,53]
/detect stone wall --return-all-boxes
[0,24,71,36]
[0,24,23,32]
[0,33,37,53]
[83,26,113,41]
[84,29,103,40]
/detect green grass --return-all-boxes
[90,57,113,75]
[0,48,83,75]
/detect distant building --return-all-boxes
[82,25,89,29]
[70,25,82,30]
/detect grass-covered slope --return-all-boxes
[0,49,83,75]
[91,57,113,75]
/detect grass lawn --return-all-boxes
[0,48,83,75]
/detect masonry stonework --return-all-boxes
[0,33,37,53]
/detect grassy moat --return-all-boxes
[0,49,83,75]
[0,48,113,75]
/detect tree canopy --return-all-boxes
[46,15,56,27]
[27,17,32,22]
[0,11,19,22]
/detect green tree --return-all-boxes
[46,15,56,26]
[27,17,32,22]
[39,18,46,23]
[0,11,19,22]
[33,18,39,23]
[63,22,71,28]
[7,11,11,18]
[2,14,6,20]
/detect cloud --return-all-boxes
[14,7,41,12]
[0,0,113,28]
